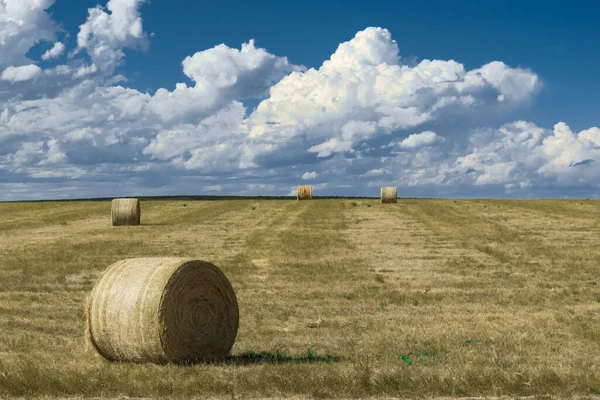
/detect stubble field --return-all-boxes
[0,198,599,399]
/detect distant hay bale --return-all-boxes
[111,198,140,226]
[86,258,239,364]
[380,187,398,204]
[297,185,312,200]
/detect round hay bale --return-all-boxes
[297,185,312,200]
[380,187,398,204]
[86,258,239,364]
[111,198,141,226]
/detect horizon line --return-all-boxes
[1,195,597,203]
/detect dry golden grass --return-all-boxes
[0,198,599,399]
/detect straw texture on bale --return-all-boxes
[86,257,239,364]
[297,185,312,200]
[380,187,398,204]
[111,198,140,226]
[84,293,97,354]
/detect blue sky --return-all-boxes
[1,0,599,200]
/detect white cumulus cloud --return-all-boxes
[0,0,57,69]
[302,171,317,180]
[360,168,390,177]
[147,40,303,124]
[2,17,596,200]
[144,101,249,171]
[245,27,539,165]
[1,64,42,82]
[182,39,303,96]
[397,131,441,149]
[41,42,65,60]
[450,121,600,188]
[76,0,149,73]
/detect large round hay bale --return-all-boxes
[111,198,140,226]
[86,258,239,364]
[380,187,398,203]
[297,185,312,200]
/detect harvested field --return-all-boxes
[0,199,599,399]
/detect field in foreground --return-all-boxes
[0,198,599,399]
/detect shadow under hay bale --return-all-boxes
[380,187,398,204]
[111,198,141,226]
[86,258,239,364]
[297,185,313,200]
